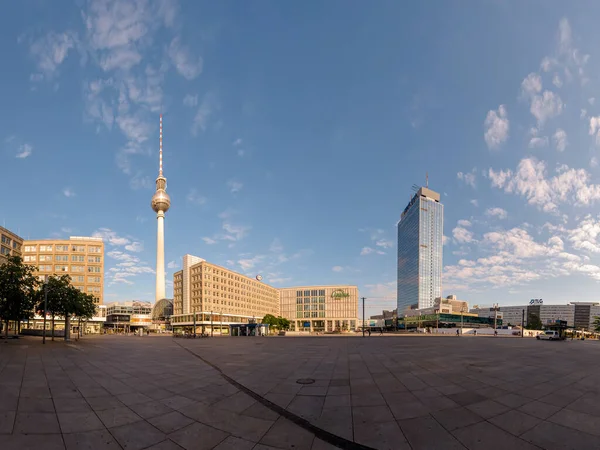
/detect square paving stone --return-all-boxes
[213,436,255,450]
[168,422,230,450]
[488,410,542,436]
[213,391,256,412]
[128,400,174,419]
[521,421,600,449]
[63,429,121,450]
[110,419,166,450]
[316,407,353,441]
[259,417,315,450]
[453,421,543,450]
[495,393,532,409]
[517,400,561,420]
[353,405,395,425]
[447,391,488,406]
[96,406,142,428]
[18,398,56,413]
[329,378,349,387]
[287,395,325,421]
[388,400,431,420]
[565,394,600,417]
[399,415,464,450]
[0,411,16,433]
[1,433,65,450]
[58,411,105,433]
[54,397,92,413]
[548,408,600,436]
[87,396,124,411]
[298,386,328,396]
[149,410,195,434]
[117,392,153,406]
[14,412,60,434]
[144,440,185,450]
[466,399,511,419]
[432,406,484,431]
[355,420,410,450]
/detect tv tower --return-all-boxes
[151,114,170,302]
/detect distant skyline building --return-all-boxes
[397,186,443,312]
[151,115,171,302]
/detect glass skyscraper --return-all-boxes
[397,187,443,313]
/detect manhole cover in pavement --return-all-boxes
[296,378,315,385]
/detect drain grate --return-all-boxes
[296,378,315,385]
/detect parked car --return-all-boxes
[537,330,560,340]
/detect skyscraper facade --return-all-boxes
[397,187,443,313]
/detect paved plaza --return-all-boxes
[0,335,599,450]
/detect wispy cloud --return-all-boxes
[186,189,207,205]
[191,93,216,136]
[485,207,508,220]
[62,188,76,198]
[167,260,178,269]
[484,105,509,149]
[227,180,243,194]
[457,171,476,188]
[233,138,242,146]
[15,144,33,159]
[332,265,344,272]
[183,93,198,107]
[168,36,203,80]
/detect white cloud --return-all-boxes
[375,239,393,249]
[233,138,242,146]
[167,260,178,269]
[183,94,198,107]
[191,93,215,135]
[552,73,563,88]
[484,105,509,149]
[581,109,588,119]
[222,223,250,241]
[15,144,33,159]
[100,47,142,71]
[360,247,374,256]
[62,188,76,198]
[568,215,600,253]
[29,31,76,78]
[457,171,476,188]
[453,227,474,244]
[168,37,203,80]
[202,237,218,245]
[589,97,596,105]
[238,255,265,271]
[591,157,598,168]
[227,180,243,194]
[237,149,245,157]
[530,91,563,125]
[529,136,549,148]
[457,219,472,227]
[92,228,130,246]
[125,241,143,252]
[186,189,206,205]
[470,199,479,207]
[553,129,567,152]
[520,73,542,98]
[332,266,344,273]
[485,207,508,219]
[589,117,600,146]
[489,158,600,211]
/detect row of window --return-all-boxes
[36,265,102,273]
[296,290,326,297]
[297,304,326,311]
[24,255,102,263]
[296,297,326,304]
[0,246,11,255]
[1,236,20,249]
[24,245,102,253]
[296,312,326,318]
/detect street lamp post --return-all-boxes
[193,312,196,338]
[42,275,48,344]
[211,311,213,337]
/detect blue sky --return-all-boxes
[3,1,600,315]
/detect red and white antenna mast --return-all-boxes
[159,114,163,177]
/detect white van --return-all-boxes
[537,330,560,340]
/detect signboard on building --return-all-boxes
[331,289,349,299]
[529,299,543,305]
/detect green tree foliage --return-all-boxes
[526,313,543,330]
[261,314,291,333]
[277,317,291,331]
[593,316,600,333]
[0,256,39,338]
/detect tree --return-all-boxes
[261,314,279,330]
[277,317,291,331]
[593,316,600,333]
[526,313,543,330]
[0,256,39,339]
[36,275,72,341]
[72,292,97,339]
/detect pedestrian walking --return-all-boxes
[456,329,460,336]
[367,328,371,337]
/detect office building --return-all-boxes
[171,255,279,332]
[279,285,359,332]
[22,236,105,304]
[0,226,23,264]
[471,302,600,331]
[105,301,152,332]
[397,186,444,312]
[151,114,171,302]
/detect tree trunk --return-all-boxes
[64,316,70,341]
[4,319,8,340]
[78,318,81,340]
[51,316,55,341]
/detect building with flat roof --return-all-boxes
[279,285,359,332]
[171,255,279,333]
[471,302,600,331]
[22,236,105,304]
[0,226,23,264]
[105,301,152,332]
[397,186,443,313]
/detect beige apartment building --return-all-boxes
[0,226,23,264]
[171,254,279,332]
[22,236,105,304]
[279,285,359,332]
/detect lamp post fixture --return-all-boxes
[42,275,48,344]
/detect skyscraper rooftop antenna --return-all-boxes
[159,114,163,177]
[426,172,429,188]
